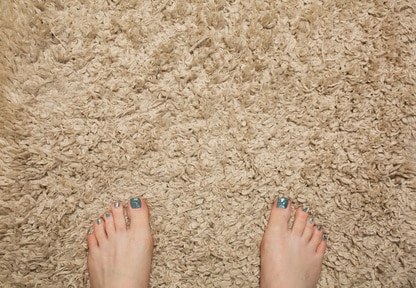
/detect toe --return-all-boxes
[301,216,315,242]
[111,201,127,232]
[309,225,324,249]
[94,217,107,245]
[292,207,309,236]
[103,211,115,237]
[316,235,327,255]
[87,227,98,249]
[126,197,151,233]
[266,197,291,233]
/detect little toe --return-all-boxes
[126,197,151,233]
[111,201,127,232]
[103,211,115,237]
[292,207,309,236]
[309,225,324,249]
[94,217,107,245]
[301,217,315,242]
[87,227,98,249]
[266,197,292,233]
[316,235,328,255]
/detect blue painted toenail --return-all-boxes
[317,225,322,231]
[309,218,314,224]
[114,202,121,208]
[302,207,309,212]
[97,218,102,224]
[87,227,93,234]
[322,233,328,241]
[130,197,142,209]
[277,197,289,209]
[105,212,111,218]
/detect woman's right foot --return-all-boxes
[260,197,327,288]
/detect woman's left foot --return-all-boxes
[87,198,154,288]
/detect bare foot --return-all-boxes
[87,198,153,288]
[260,197,327,288]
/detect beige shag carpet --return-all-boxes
[1,0,416,287]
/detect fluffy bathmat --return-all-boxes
[1,0,415,287]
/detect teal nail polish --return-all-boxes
[309,218,314,224]
[130,197,142,209]
[277,197,289,209]
[87,227,93,234]
[105,212,111,218]
[114,202,120,208]
[322,233,328,241]
[302,207,309,212]
[317,225,322,231]
[97,218,102,224]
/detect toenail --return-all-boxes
[114,202,120,208]
[317,225,322,231]
[322,233,328,241]
[87,227,94,234]
[302,207,309,212]
[97,218,102,224]
[309,218,314,224]
[277,197,289,209]
[105,212,111,218]
[130,197,142,209]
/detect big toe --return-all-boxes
[126,197,152,235]
[266,197,292,233]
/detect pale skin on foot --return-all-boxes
[260,198,327,288]
[87,198,153,288]
[86,197,326,288]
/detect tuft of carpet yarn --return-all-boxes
[1,0,415,287]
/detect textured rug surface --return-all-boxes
[1,0,415,287]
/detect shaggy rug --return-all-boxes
[1,0,415,287]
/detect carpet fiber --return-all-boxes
[1,0,415,287]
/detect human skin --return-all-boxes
[260,198,327,288]
[86,198,153,288]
